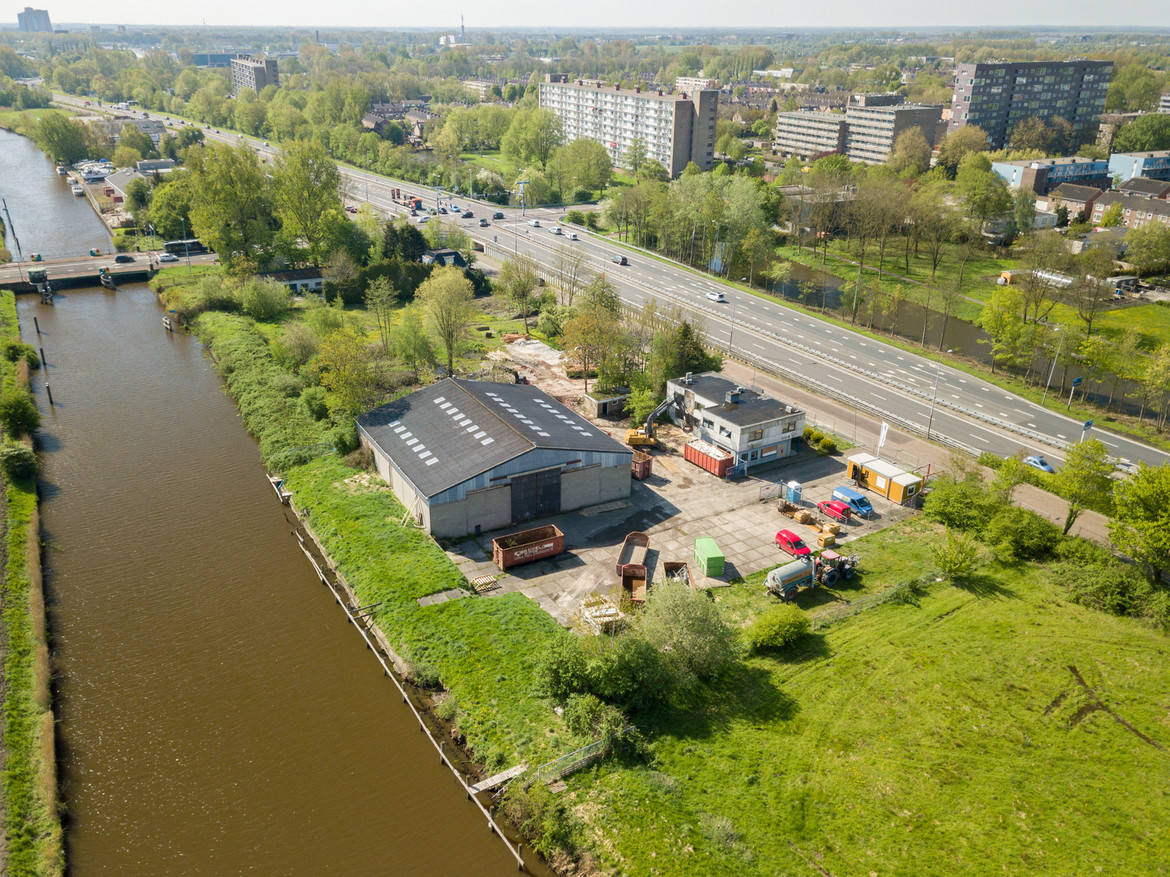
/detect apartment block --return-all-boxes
[772,112,847,160]
[17,6,51,31]
[230,55,279,94]
[990,156,1111,195]
[1160,92,1170,114]
[1108,151,1170,183]
[1090,191,1170,229]
[675,76,720,94]
[948,60,1112,149]
[539,76,717,178]
[843,100,941,164]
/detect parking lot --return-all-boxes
[443,435,917,627]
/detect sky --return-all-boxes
[27,0,1170,31]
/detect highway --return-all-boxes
[41,95,1170,469]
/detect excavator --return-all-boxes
[625,395,679,447]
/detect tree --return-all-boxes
[365,277,396,353]
[637,580,739,684]
[124,176,151,223]
[1106,63,1165,113]
[978,285,1029,372]
[561,137,612,192]
[390,305,435,381]
[499,254,541,333]
[1109,463,1170,584]
[562,306,621,395]
[1112,114,1170,153]
[956,153,1010,233]
[148,173,193,240]
[1124,223,1170,276]
[624,137,648,175]
[580,271,621,315]
[0,390,41,436]
[888,127,932,176]
[1099,201,1123,228]
[34,111,88,164]
[936,125,989,178]
[500,108,564,168]
[187,143,276,272]
[313,328,378,415]
[552,246,588,307]
[273,139,346,266]
[1053,438,1115,535]
[416,267,476,375]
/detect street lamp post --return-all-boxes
[1041,329,1064,406]
[926,348,953,440]
[180,216,192,275]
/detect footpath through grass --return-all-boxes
[568,522,1170,875]
[0,291,63,876]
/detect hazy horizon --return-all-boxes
[11,0,1170,33]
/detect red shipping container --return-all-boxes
[684,440,733,477]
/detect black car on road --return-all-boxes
[114,254,136,263]
[611,255,628,265]
[492,211,505,220]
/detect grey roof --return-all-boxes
[1049,183,1103,203]
[358,378,630,498]
[671,372,801,428]
[1118,177,1170,197]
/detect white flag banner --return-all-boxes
[878,421,889,449]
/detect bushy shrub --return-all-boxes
[1052,560,1157,618]
[0,441,37,480]
[984,506,1061,561]
[304,300,346,335]
[638,580,740,684]
[301,386,328,421]
[272,323,320,371]
[746,604,809,652]
[923,474,1002,535]
[240,279,291,321]
[584,634,675,711]
[3,341,40,369]
[536,634,589,703]
[0,390,41,436]
[273,373,304,398]
[331,419,359,455]
[564,209,586,226]
[561,693,627,739]
[501,781,579,859]
[815,436,837,456]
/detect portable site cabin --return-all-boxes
[845,453,924,505]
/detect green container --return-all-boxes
[694,537,724,576]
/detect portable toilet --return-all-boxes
[785,481,803,504]
[694,537,724,576]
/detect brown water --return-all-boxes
[20,285,521,875]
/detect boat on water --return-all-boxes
[71,184,85,196]
[56,165,68,175]
[81,171,107,183]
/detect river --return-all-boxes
[6,127,519,874]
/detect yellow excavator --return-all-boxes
[625,396,678,447]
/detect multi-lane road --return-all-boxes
[37,96,1170,469]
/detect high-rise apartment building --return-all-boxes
[771,112,847,161]
[843,97,941,164]
[539,76,717,178]
[17,6,52,32]
[1159,92,1170,114]
[230,55,280,94]
[948,60,1112,149]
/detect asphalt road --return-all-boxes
[41,95,1170,469]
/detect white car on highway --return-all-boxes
[707,291,726,302]
[549,226,563,235]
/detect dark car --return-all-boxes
[114,254,136,263]
[612,255,628,265]
[462,211,474,219]
[478,218,489,227]
[492,211,505,220]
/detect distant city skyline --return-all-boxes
[13,0,1170,31]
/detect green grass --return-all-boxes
[1092,302,1170,350]
[194,309,575,770]
[569,527,1170,875]
[0,107,54,135]
[460,149,518,179]
[0,291,63,876]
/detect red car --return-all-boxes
[817,500,852,524]
[775,529,811,557]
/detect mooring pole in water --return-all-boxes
[39,347,46,366]
[45,384,53,406]
[33,317,40,335]
[440,741,445,766]
[517,844,523,870]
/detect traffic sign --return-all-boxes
[1072,376,1083,386]
[1083,420,1093,431]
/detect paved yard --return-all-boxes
[443,443,916,627]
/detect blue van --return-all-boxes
[832,486,874,518]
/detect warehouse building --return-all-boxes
[358,379,633,538]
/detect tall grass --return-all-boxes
[0,291,62,876]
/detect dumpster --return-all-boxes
[491,524,564,571]
[684,440,733,477]
[615,531,650,576]
[662,560,694,589]
[631,451,653,480]
[694,537,724,576]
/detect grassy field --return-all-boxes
[568,523,1170,876]
[0,292,63,876]
[1092,302,1170,350]
[0,107,54,135]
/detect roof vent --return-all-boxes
[725,390,740,406]
[685,371,693,385]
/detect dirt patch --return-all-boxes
[489,338,586,407]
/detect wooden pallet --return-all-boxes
[471,574,499,594]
